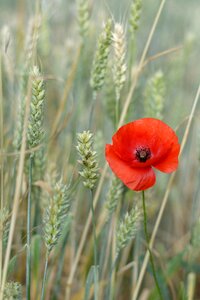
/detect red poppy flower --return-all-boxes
[105,118,180,191]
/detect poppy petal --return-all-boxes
[111,118,180,168]
[105,144,156,191]
[153,141,180,173]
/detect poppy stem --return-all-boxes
[142,191,163,300]
[89,189,99,300]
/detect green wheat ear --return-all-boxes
[76,130,99,190]
[90,19,112,95]
[116,206,141,256]
[27,66,45,151]
[77,0,90,40]
[4,282,22,300]
[26,65,46,186]
[44,180,71,253]
[129,0,142,35]
[144,70,166,120]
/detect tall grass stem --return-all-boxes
[26,155,33,300]
[0,51,3,287]
[107,255,118,300]
[89,189,98,300]
[115,97,119,129]
[109,221,117,300]
[40,252,49,300]
[88,92,97,129]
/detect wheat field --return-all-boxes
[0,0,200,299]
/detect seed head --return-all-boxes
[77,0,90,40]
[44,180,71,253]
[76,131,99,190]
[129,0,142,34]
[116,206,141,255]
[4,282,22,300]
[27,66,45,150]
[90,19,112,93]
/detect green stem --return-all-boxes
[109,255,118,300]
[142,190,163,300]
[33,188,41,234]
[52,230,69,299]
[89,189,98,300]
[0,51,3,287]
[128,37,136,89]
[88,92,97,129]
[26,155,33,300]
[115,95,120,130]
[40,251,49,300]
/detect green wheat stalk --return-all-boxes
[76,130,99,300]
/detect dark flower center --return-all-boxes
[135,147,151,163]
